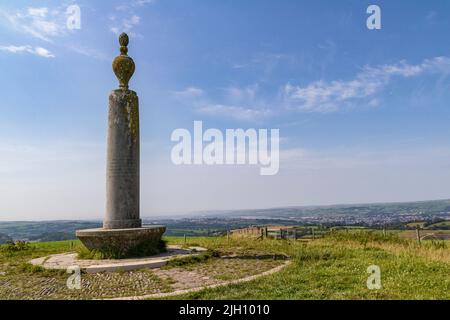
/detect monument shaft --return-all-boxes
[76,32,166,258]
[105,89,141,229]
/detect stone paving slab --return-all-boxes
[30,245,207,273]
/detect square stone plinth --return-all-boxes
[76,226,166,259]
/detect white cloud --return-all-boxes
[110,0,153,36]
[27,7,48,18]
[425,11,437,24]
[224,84,259,104]
[196,84,273,120]
[33,46,55,58]
[110,26,119,34]
[173,87,205,99]
[123,15,140,30]
[116,0,154,11]
[110,14,141,36]
[174,56,450,120]
[173,56,450,121]
[134,0,154,6]
[197,104,272,121]
[66,44,108,61]
[0,45,55,58]
[0,5,105,60]
[0,6,68,42]
[174,84,273,121]
[284,56,450,113]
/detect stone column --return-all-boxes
[104,32,141,230]
[76,33,166,258]
[104,89,141,229]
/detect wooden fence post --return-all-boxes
[416,227,421,244]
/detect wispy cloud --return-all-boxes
[177,56,450,118]
[425,11,438,25]
[0,6,69,42]
[115,0,154,11]
[0,45,55,58]
[110,15,140,35]
[224,85,259,104]
[0,5,104,61]
[196,104,272,121]
[66,44,108,61]
[110,0,153,36]
[231,52,295,76]
[173,87,205,99]
[173,85,273,121]
[284,56,450,112]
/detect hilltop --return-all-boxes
[0,231,449,300]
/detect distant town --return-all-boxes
[1,199,450,242]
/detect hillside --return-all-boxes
[210,199,450,219]
[2,199,450,243]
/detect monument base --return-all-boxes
[76,226,166,259]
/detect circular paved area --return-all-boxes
[30,245,207,273]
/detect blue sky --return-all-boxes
[1,0,450,220]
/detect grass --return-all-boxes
[0,240,174,299]
[0,238,283,299]
[427,221,450,229]
[163,233,450,300]
[0,233,449,300]
[398,229,450,241]
[164,251,218,268]
[77,239,167,260]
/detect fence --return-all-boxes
[230,226,328,240]
[229,226,266,239]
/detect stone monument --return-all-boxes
[76,33,166,258]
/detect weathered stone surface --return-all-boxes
[112,33,135,90]
[76,226,166,258]
[105,89,140,230]
[76,33,166,258]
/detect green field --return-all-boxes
[0,232,449,300]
